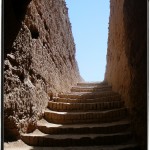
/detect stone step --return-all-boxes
[54,95,121,103]
[21,129,132,147]
[58,91,119,99]
[77,81,108,87]
[48,100,124,112]
[44,108,127,124]
[15,143,140,150]
[37,119,130,135]
[71,85,112,92]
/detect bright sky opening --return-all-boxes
[65,0,110,82]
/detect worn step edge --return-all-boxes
[77,82,108,87]
[71,86,112,92]
[48,101,124,112]
[17,143,140,150]
[21,129,132,147]
[72,85,111,89]
[37,119,130,134]
[54,95,121,103]
[58,91,120,99]
[44,108,128,124]
[71,88,112,93]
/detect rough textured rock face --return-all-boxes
[105,0,147,149]
[4,0,81,140]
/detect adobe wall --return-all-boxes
[105,0,147,149]
[4,0,81,140]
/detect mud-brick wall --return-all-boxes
[105,0,147,149]
[4,0,81,140]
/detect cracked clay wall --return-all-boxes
[105,0,147,149]
[4,0,81,140]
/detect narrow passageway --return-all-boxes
[3,0,147,150]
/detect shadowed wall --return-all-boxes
[4,0,81,140]
[105,0,147,149]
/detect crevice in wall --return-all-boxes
[29,25,39,39]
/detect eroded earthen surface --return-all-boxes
[105,0,147,149]
[4,0,81,140]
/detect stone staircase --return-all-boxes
[21,82,139,149]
